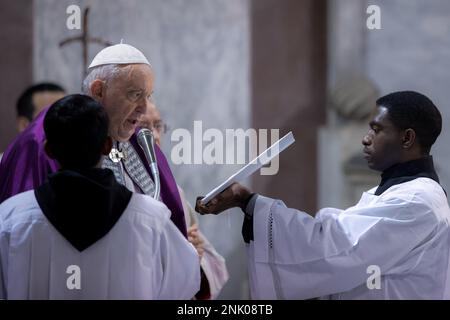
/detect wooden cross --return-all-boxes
[59,7,112,77]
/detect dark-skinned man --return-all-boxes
[196,91,450,300]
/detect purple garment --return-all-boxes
[0,107,187,237]
[130,134,187,237]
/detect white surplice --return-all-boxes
[178,187,229,299]
[0,191,200,300]
[247,178,450,299]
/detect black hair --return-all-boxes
[376,91,442,154]
[17,82,65,121]
[44,94,109,170]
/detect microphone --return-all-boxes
[137,128,161,200]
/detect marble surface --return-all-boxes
[34,0,250,299]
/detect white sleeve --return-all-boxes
[157,219,200,300]
[248,194,438,299]
[181,192,229,299]
[199,231,229,299]
[0,218,8,299]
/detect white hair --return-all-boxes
[81,64,124,95]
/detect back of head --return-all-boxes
[17,82,66,121]
[376,91,442,154]
[44,94,109,170]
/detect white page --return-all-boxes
[200,131,295,204]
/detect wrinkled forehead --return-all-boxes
[113,64,154,90]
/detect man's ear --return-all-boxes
[17,116,30,133]
[102,136,113,156]
[90,79,106,101]
[402,128,416,149]
[44,140,56,159]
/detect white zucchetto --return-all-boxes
[88,43,151,69]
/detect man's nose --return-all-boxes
[362,134,371,146]
[135,99,148,115]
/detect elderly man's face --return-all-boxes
[362,106,404,172]
[100,64,154,142]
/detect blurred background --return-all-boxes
[1,0,449,299]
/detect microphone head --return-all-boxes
[137,128,154,144]
[137,128,157,164]
[137,128,161,200]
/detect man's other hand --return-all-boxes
[188,224,205,260]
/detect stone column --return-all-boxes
[251,0,327,213]
[0,0,33,152]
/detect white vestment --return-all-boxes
[178,187,229,299]
[0,191,200,300]
[247,178,450,299]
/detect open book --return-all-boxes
[200,131,295,204]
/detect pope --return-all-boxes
[0,43,187,237]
